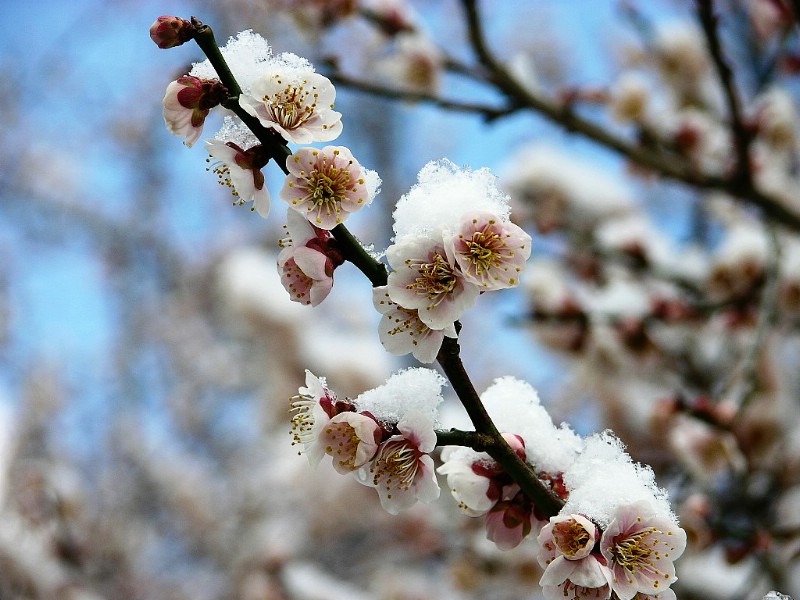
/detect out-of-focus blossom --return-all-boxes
[600,501,686,600]
[278,209,344,306]
[281,146,370,229]
[375,33,442,93]
[445,211,531,290]
[319,411,382,474]
[163,77,227,147]
[240,71,343,144]
[386,236,479,330]
[149,15,195,49]
[206,140,271,217]
[360,410,439,514]
[609,73,651,124]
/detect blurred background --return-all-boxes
[3,1,800,599]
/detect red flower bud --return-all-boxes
[149,16,195,49]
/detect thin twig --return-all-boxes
[695,0,753,187]
[327,72,511,121]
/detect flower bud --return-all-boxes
[149,16,195,49]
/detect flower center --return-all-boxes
[553,520,592,558]
[323,421,360,471]
[464,230,503,274]
[265,83,317,130]
[613,528,657,572]
[406,253,456,301]
[371,440,420,496]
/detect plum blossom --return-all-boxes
[538,514,609,594]
[319,411,382,474]
[289,370,339,466]
[239,71,343,144]
[542,578,613,600]
[360,410,439,514]
[372,287,457,363]
[278,209,344,306]
[206,140,271,217]
[600,501,687,600]
[386,236,480,330]
[445,210,532,290]
[163,76,227,147]
[437,447,497,517]
[281,146,371,229]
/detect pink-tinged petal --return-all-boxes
[320,412,381,474]
[308,276,334,307]
[396,410,437,453]
[540,556,576,587]
[293,246,330,280]
[279,257,314,305]
[445,210,532,290]
[252,185,271,218]
[412,454,440,503]
[285,208,318,246]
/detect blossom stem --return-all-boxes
[437,337,564,517]
[435,428,495,451]
[190,18,291,173]
[331,224,388,287]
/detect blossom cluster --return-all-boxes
[294,368,687,600]
[289,368,444,515]
[377,159,532,362]
[157,26,380,304]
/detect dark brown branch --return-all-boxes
[436,337,564,517]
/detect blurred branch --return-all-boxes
[327,71,511,121]
[458,0,800,232]
[696,0,754,186]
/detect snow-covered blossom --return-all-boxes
[386,236,479,330]
[353,367,445,426]
[163,77,226,147]
[445,210,531,290]
[206,140,271,217]
[359,410,439,514]
[600,501,687,600]
[239,71,343,144]
[278,209,344,306]
[289,370,339,466]
[319,411,382,474]
[372,286,456,363]
[281,146,371,229]
[392,159,512,243]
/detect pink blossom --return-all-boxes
[445,210,532,290]
[281,146,370,229]
[386,236,480,330]
[278,209,344,306]
[485,487,538,550]
[600,501,687,600]
[360,410,439,514]
[319,412,382,474]
[542,578,613,600]
[206,140,270,217]
[372,286,457,363]
[539,514,607,591]
[239,71,343,144]
[163,76,226,147]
